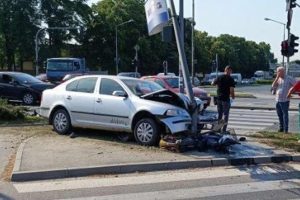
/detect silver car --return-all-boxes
[38,75,204,146]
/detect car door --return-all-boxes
[0,74,23,101]
[64,77,97,126]
[94,78,131,131]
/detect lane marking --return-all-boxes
[14,166,288,193]
[56,179,300,200]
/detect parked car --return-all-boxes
[0,72,54,105]
[290,80,300,95]
[117,72,141,78]
[35,73,48,82]
[141,75,211,108]
[38,75,205,146]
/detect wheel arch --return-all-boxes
[49,105,70,125]
[131,110,164,132]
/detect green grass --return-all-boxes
[252,131,300,152]
[0,115,47,126]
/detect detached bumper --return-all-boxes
[160,116,191,134]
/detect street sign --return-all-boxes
[145,0,169,36]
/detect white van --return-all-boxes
[230,73,242,85]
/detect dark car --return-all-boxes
[0,72,54,105]
[141,75,211,108]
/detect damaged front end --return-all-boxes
[141,89,218,134]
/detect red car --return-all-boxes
[290,80,300,95]
[141,75,211,108]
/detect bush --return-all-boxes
[256,80,273,85]
[0,99,25,120]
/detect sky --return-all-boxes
[88,0,300,62]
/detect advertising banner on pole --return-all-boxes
[145,0,169,36]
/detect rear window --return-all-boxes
[66,77,97,93]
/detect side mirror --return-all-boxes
[112,90,128,98]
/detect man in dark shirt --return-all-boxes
[212,66,235,132]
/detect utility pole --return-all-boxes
[179,0,184,93]
[168,0,197,134]
[191,0,195,85]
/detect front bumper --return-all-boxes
[159,110,218,134]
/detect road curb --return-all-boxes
[11,154,300,182]
[12,137,34,173]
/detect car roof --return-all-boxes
[0,71,29,75]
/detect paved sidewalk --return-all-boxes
[11,126,300,182]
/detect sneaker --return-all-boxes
[278,128,283,132]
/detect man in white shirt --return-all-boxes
[271,66,296,133]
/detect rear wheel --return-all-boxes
[22,92,35,105]
[134,118,160,146]
[52,109,71,135]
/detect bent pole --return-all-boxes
[168,0,198,134]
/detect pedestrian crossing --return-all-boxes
[210,108,298,135]
[13,164,300,200]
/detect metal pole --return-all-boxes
[35,28,45,76]
[287,28,290,74]
[179,0,184,93]
[283,24,286,67]
[168,0,197,134]
[115,26,118,75]
[191,0,195,85]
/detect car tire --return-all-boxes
[134,118,160,146]
[52,109,72,135]
[22,92,35,105]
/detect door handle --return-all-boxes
[66,96,72,100]
[96,98,102,103]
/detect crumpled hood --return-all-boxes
[141,89,187,110]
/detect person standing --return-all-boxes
[271,66,296,133]
[212,65,235,132]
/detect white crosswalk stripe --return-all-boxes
[211,108,298,134]
[13,164,300,199]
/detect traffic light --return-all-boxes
[291,0,297,9]
[287,0,297,10]
[289,34,299,56]
[281,40,289,57]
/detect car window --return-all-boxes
[165,77,179,88]
[154,79,165,87]
[0,74,12,84]
[100,78,124,95]
[66,79,79,91]
[77,78,97,93]
[66,77,97,93]
[121,79,163,96]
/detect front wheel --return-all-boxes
[52,109,71,135]
[134,118,160,146]
[22,92,35,105]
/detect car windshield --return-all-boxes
[47,60,74,71]
[164,77,179,88]
[121,79,163,96]
[14,73,43,84]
